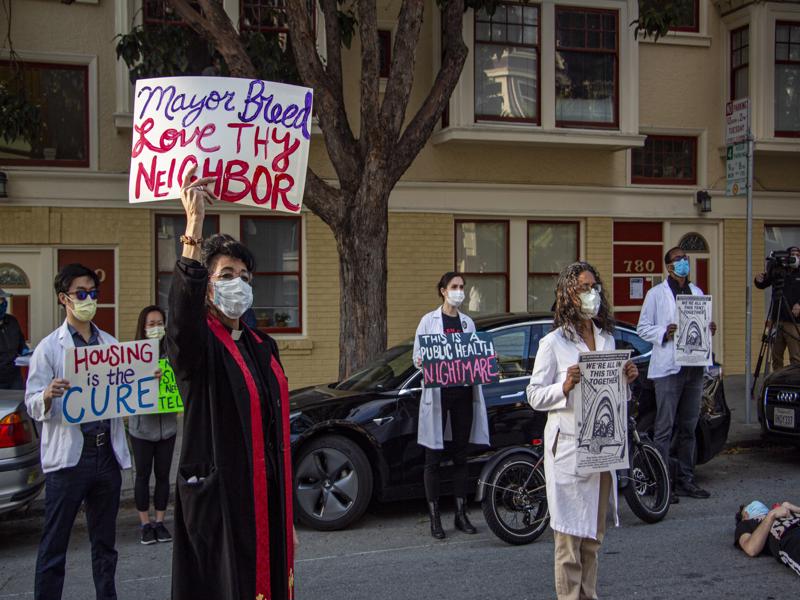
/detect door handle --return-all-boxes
[372,417,394,426]
[500,391,525,400]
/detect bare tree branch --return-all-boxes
[285,0,361,193]
[379,0,425,141]
[303,170,343,230]
[357,0,381,154]
[391,0,467,183]
[168,0,256,77]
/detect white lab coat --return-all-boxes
[636,280,704,380]
[412,308,491,450]
[526,323,619,540]
[25,320,132,473]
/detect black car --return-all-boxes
[289,314,731,531]
[757,364,800,444]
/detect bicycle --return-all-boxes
[479,401,670,545]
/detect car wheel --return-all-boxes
[293,435,373,531]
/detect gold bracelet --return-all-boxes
[180,234,203,246]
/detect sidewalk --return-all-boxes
[722,374,765,449]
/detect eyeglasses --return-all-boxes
[576,283,602,294]
[67,289,99,301]
[211,270,253,285]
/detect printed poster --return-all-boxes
[575,350,631,475]
[674,295,713,367]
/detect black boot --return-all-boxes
[454,497,477,534]
[428,501,445,539]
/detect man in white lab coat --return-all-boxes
[637,247,717,502]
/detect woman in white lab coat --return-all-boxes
[526,262,638,600]
[412,272,490,539]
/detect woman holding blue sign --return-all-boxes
[526,262,638,600]
[128,305,177,546]
[168,166,295,600]
[412,272,490,540]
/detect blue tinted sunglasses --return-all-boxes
[68,289,99,301]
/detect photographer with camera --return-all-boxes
[754,246,800,371]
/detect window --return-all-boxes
[527,222,579,313]
[240,0,316,33]
[0,61,89,167]
[474,2,540,123]
[731,26,749,101]
[555,6,618,128]
[155,214,219,311]
[241,216,302,333]
[613,328,652,358]
[378,29,392,78]
[631,136,697,185]
[455,221,509,316]
[488,325,531,378]
[143,0,219,75]
[775,21,800,136]
[639,0,698,33]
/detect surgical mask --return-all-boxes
[145,325,166,340]
[446,290,465,308]
[579,289,601,318]
[70,297,97,322]
[744,500,769,520]
[673,258,690,278]
[212,277,253,320]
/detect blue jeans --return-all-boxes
[34,442,122,600]
[652,367,703,486]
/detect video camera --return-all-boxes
[766,250,800,272]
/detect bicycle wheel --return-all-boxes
[622,441,670,524]
[481,455,549,545]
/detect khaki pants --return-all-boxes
[771,322,800,372]
[553,472,612,600]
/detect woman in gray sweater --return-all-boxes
[128,305,178,545]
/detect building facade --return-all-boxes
[1,0,798,387]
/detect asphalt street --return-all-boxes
[0,443,797,600]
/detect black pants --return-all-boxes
[34,442,121,600]
[424,391,473,502]
[130,435,176,513]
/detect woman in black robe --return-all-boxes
[167,166,296,600]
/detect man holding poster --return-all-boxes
[24,264,132,600]
[637,247,717,502]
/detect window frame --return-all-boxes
[239,214,303,334]
[730,25,749,101]
[473,0,541,125]
[774,20,800,138]
[454,219,510,314]
[554,5,620,130]
[239,0,317,34]
[630,135,698,186]
[0,60,90,168]
[154,213,220,308]
[526,220,580,312]
[669,0,700,34]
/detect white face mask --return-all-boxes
[446,289,465,308]
[212,277,253,320]
[579,289,601,318]
[145,325,166,340]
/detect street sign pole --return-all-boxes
[744,111,754,425]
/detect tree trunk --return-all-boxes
[335,176,391,378]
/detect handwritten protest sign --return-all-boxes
[129,76,313,213]
[418,332,499,388]
[575,350,631,475]
[62,340,159,424]
[675,295,713,366]
[135,359,184,415]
